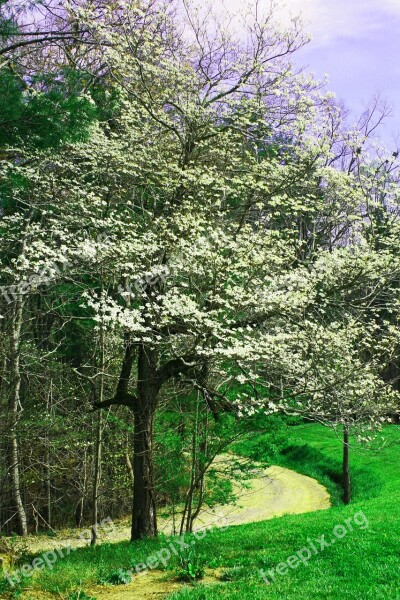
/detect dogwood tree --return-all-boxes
[56,0,390,538]
[224,245,400,503]
[3,0,399,540]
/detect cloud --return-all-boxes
[382,0,400,14]
[279,0,400,47]
[205,0,400,57]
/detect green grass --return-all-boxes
[167,424,400,599]
[275,424,389,504]
[1,536,175,595]
[233,421,387,505]
[2,423,400,599]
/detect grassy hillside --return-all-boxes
[169,424,400,599]
[2,423,399,599]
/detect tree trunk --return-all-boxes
[45,381,52,529]
[125,443,134,483]
[91,324,105,546]
[91,409,102,545]
[131,345,158,540]
[343,424,351,505]
[75,448,88,528]
[9,297,28,536]
[189,407,208,532]
[180,393,200,535]
[131,405,157,539]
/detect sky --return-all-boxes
[284,0,400,146]
[24,0,400,144]
[221,0,400,147]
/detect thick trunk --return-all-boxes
[9,298,28,537]
[111,341,192,540]
[131,405,157,539]
[131,345,158,540]
[343,425,351,505]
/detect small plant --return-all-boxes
[0,536,27,570]
[0,577,10,597]
[67,591,96,600]
[259,555,275,569]
[98,568,132,585]
[176,548,205,583]
[219,566,248,581]
[0,573,26,598]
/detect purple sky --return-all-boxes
[220,0,400,147]
[291,0,400,147]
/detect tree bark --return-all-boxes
[131,345,158,540]
[106,340,199,540]
[90,409,102,544]
[180,393,200,535]
[131,404,157,539]
[9,297,28,536]
[343,424,351,505]
[45,381,52,529]
[91,323,105,545]
[189,408,208,532]
[75,448,88,528]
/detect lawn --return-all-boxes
[2,423,400,599]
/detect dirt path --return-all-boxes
[19,459,330,599]
[193,463,330,529]
[81,464,330,599]
[18,460,330,556]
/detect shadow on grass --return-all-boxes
[277,443,383,505]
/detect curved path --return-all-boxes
[188,457,330,531]
[85,460,331,599]
[19,458,330,599]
